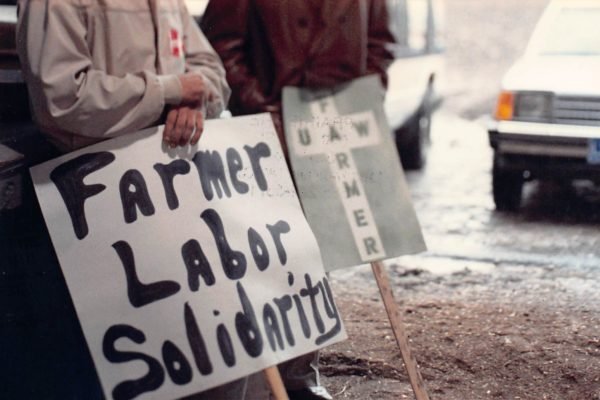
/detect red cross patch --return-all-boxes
[170,28,183,58]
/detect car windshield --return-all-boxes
[537,8,600,56]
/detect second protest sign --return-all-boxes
[283,75,427,270]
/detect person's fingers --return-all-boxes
[190,110,204,145]
[179,108,195,146]
[164,106,205,148]
[171,107,189,148]
[163,108,178,146]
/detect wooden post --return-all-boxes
[371,260,430,400]
[263,366,289,400]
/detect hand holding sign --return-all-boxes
[163,106,204,147]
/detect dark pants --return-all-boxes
[1,173,104,399]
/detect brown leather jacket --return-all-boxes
[201,0,395,118]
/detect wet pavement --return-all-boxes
[364,0,600,311]
[408,113,600,269]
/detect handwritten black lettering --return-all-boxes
[235,282,263,357]
[263,303,284,351]
[50,152,115,240]
[181,239,216,291]
[162,340,193,385]
[201,209,247,280]
[217,323,236,367]
[300,274,325,334]
[315,278,342,345]
[226,148,249,194]
[184,303,213,375]
[153,160,191,210]
[273,295,295,347]
[243,143,270,191]
[119,169,155,224]
[248,228,270,271]
[193,150,231,200]
[293,294,311,339]
[112,241,180,308]
[267,221,291,266]
[103,324,164,400]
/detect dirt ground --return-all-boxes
[321,263,600,400]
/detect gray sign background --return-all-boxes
[283,75,426,270]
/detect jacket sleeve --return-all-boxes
[180,3,231,118]
[201,0,270,114]
[17,0,169,140]
[366,0,396,87]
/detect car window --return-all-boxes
[387,0,440,57]
[538,8,600,56]
[407,0,428,52]
[387,0,410,48]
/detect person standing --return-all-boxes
[201,1,395,399]
[15,1,267,399]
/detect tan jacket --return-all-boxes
[17,0,230,151]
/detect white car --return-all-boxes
[489,0,600,211]
[385,0,445,170]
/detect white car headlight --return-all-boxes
[514,92,553,120]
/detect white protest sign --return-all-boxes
[30,114,346,400]
[283,75,427,270]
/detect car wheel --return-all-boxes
[397,103,431,171]
[492,155,523,211]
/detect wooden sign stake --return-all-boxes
[371,260,430,400]
[263,366,289,400]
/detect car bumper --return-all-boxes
[488,120,600,180]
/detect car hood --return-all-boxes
[503,56,600,96]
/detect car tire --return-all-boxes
[397,100,431,171]
[492,155,523,211]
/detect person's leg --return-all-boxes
[278,352,319,390]
[279,351,332,400]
